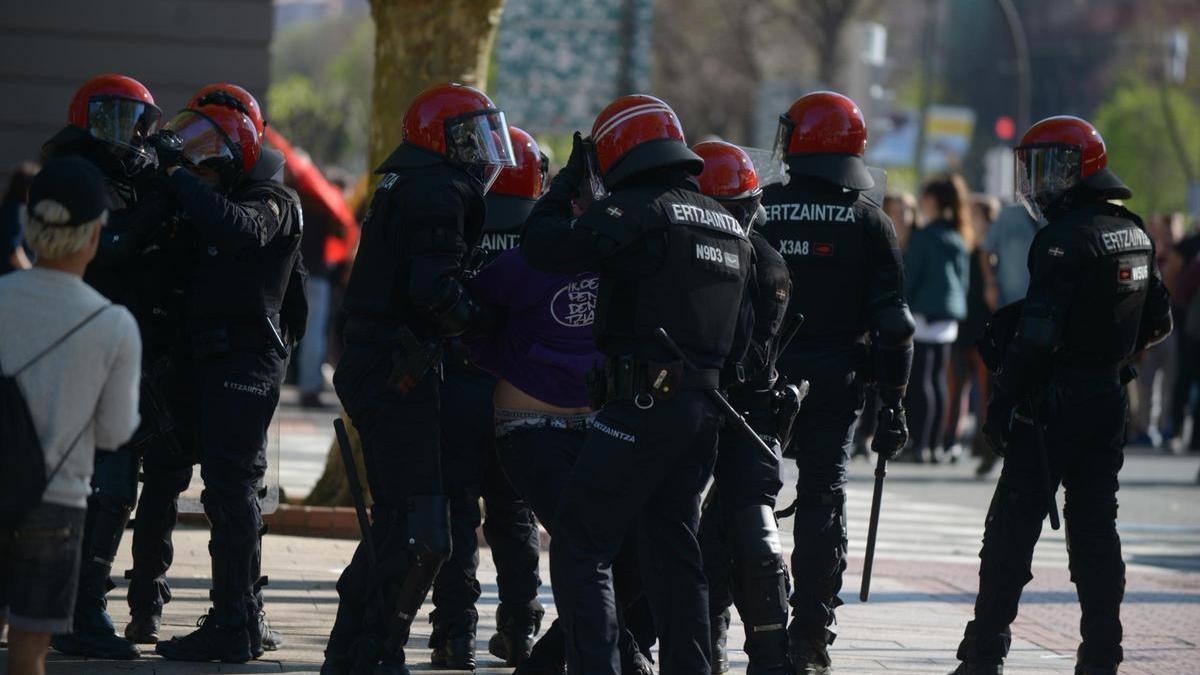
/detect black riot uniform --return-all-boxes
[522,139,753,672]
[759,171,914,657]
[41,125,192,660]
[700,215,799,675]
[153,163,302,662]
[323,147,493,672]
[428,192,544,667]
[125,148,291,646]
[955,200,1172,672]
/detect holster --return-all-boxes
[385,328,443,396]
[588,356,718,408]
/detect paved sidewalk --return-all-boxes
[8,480,1196,674]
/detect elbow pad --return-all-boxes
[871,304,915,406]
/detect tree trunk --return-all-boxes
[305,0,506,506]
[304,410,368,506]
[367,0,506,172]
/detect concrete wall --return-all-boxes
[0,0,274,186]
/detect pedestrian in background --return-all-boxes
[0,157,142,675]
[883,190,918,251]
[946,195,997,470]
[1129,214,1182,447]
[902,174,971,462]
[983,203,1039,308]
[0,162,38,275]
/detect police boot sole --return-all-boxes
[50,634,141,660]
[155,641,252,664]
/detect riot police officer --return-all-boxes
[150,90,304,663]
[320,83,516,675]
[42,74,181,660]
[522,95,752,675]
[428,126,546,669]
[124,84,285,650]
[758,91,914,673]
[951,116,1172,675]
[692,141,798,675]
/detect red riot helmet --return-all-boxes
[771,91,873,190]
[588,94,702,190]
[163,104,261,186]
[1015,115,1130,221]
[693,140,762,230]
[485,126,547,231]
[68,74,162,171]
[187,83,265,140]
[402,82,516,193]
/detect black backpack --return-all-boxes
[0,305,108,531]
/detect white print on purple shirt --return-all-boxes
[551,276,598,328]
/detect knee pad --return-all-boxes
[729,506,789,627]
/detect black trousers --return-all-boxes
[126,446,193,617]
[777,345,864,642]
[699,408,785,616]
[326,343,444,656]
[959,373,1127,667]
[194,348,284,629]
[431,368,542,635]
[548,392,721,675]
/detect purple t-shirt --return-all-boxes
[467,248,602,408]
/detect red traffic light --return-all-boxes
[995,116,1016,141]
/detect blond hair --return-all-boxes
[20,200,107,260]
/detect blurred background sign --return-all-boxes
[492,0,654,135]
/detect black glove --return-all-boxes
[872,406,909,460]
[148,129,185,171]
[982,385,1017,456]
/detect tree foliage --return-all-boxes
[1095,79,1200,215]
[268,12,373,170]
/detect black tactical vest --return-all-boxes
[760,179,883,342]
[342,162,485,322]
[188,180,302,323]
[1043,203,1154,365]
[590,185,752,369]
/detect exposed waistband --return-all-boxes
[494,408,595,437]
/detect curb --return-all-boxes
[179,504,361,539]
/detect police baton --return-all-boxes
[334,417,376,566]
[654,327,777,464]
[859,424,888,602]
[1019,406,1061,531]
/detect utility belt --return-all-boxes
[191,315,286,359]
[586,356,720,410]
[343,315,444,395]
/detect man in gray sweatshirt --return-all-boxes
[0,157,141,675]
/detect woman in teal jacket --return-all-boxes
[902,174,972,462]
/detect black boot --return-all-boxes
[249,574,281,656]
[51,494,138,660]
[429,616,477,670]
[156,611,253,663]
[788,630,832,675]
[489,604,544,666]
[156,495,255,663]
[124,612,162,644]
[514,619,566,675]
[710,608,731,674]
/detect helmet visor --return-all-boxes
[768,115,793,179]
[1014,144,1082,222]
[164,111,237,172]
[87,96,161,151]
[445,110,516,193]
